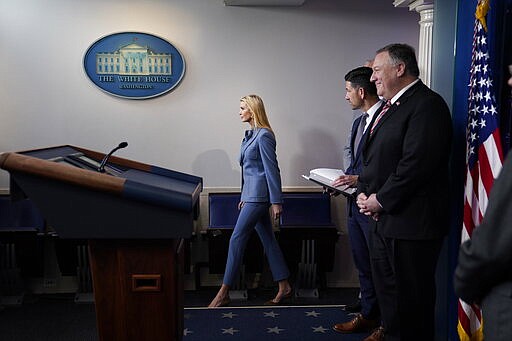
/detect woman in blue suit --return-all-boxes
[208,94,292,307]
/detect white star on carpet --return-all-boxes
[263,311,279,318]
[221,327,239,335]
[267,326,285,334]
[305,310,321,317]
[222,312,238,319]
[312,326,328,333]
[183,328,193,336]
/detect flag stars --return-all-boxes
[484,92,491,102]
[183,328,193,336]
[468,145,475,156]
[267,326,285,334]
[469,119,478,129]
[470,133,477,142]
[479,119,486,128]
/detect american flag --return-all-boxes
[457,8,504,341]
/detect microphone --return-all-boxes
[98,142,128,173]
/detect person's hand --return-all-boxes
[356,192,367,206]
[332,175,358,188]
[271,204,283,220]
[357,193,382,221]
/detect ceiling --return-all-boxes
[224,0,306,6]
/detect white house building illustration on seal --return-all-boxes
[96,42,172,75]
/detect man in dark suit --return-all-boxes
[453,67,512,341]
[356,44,452,341]
[331,66,382,335]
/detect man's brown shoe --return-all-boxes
[332,313,379,333]
[363,326,385,341]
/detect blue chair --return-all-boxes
[278,192,338,298]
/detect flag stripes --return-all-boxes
[457,6,504,339]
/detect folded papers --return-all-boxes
[302,168,356,195]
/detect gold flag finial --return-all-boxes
[475,0,490,32]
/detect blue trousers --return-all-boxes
[347,199,379,319]
[223,202,290,287]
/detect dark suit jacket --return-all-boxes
[454,154,512,340]
[357,80,452,239]
[346,114,371,215]
[346,114,367,177]
[454,153,512,303]
[239,128,282,204]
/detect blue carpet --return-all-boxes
[183,305,371,340]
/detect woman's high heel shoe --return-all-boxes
[264,290,293,306]
[208,296,231,308]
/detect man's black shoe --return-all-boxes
[343,299,361,313]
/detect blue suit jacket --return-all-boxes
[239,128,282,204]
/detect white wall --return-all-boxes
[0,0,420,288]
[0,0,419,191]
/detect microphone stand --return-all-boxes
[98,142,128,173]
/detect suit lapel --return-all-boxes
[239,128,261,165]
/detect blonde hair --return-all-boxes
[240,94,273,132]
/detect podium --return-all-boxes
[0,145,203,341]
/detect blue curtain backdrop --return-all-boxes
[449,0,512,340]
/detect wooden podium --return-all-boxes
[0,145,203,341]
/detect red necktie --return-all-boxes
[370,100,392,136]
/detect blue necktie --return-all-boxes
[354,113,368,153]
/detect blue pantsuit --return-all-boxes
[223,202,289,286]
[223,127,289,287]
